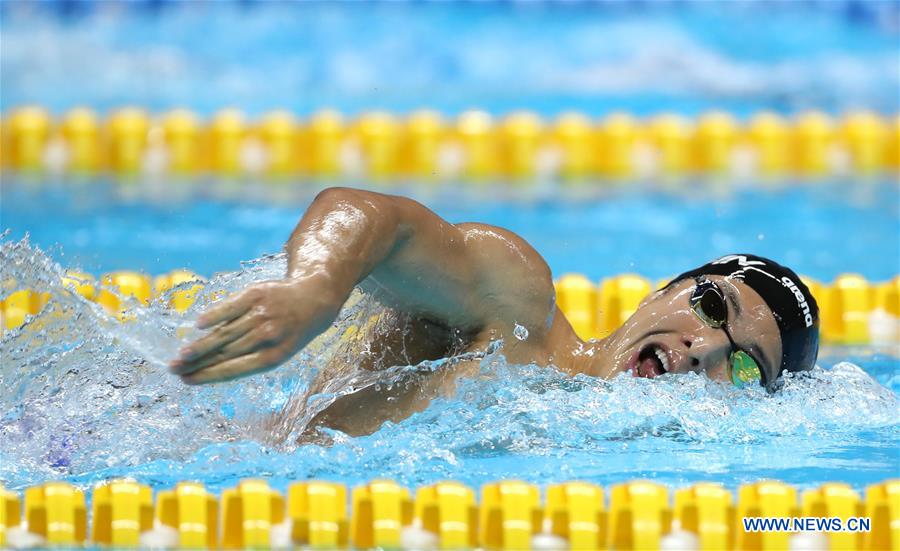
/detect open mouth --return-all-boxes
[635,343,670,378]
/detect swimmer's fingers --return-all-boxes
[173,325,268,375]
[179,350,277,385]
[173,312,260,371]
[196,287,259,330]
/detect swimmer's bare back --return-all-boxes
[171,187,589,435]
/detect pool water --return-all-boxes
[2,179,898,281]
[2,1,898,116]
[1,0,898,500]
[1,181,898,496]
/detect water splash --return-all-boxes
[1,237,897,494]
[0,236,405,484]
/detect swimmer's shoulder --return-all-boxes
[453,222,556,330]
[453,222,552,280]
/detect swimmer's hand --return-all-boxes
[170,277,343,384]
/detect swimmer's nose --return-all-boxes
[683,330,731,374]
[681,336,702,371]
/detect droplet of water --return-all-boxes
[513,323,529,341]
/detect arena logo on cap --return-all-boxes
[781,276,814,327]
[712,255,765,268]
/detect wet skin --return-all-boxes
[171,187,782,436]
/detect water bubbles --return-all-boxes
[513,323,529,341]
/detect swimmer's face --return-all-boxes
[602,276,782,387]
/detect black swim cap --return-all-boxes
[667,254,819,390]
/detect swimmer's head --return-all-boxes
[599,254,819,392]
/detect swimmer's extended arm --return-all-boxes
[171,187,560,384]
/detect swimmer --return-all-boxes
[170,187,819,436]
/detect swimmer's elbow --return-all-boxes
[311,186,371,208]
[313,187,405,228]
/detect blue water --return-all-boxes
[2,1,899,116]
[1,0,899,498]
[1,181,898,496]
[1,180,898,282]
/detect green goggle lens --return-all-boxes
[730,350,762,388]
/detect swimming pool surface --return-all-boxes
[3,180,899,282]
[2,1,898,116]
[1,0,898,498]
[1,180,898,496]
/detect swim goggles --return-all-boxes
[689,278,764,388]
